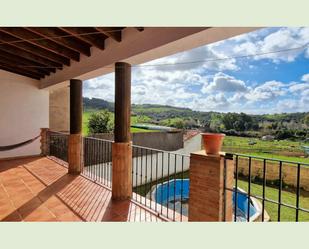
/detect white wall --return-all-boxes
[0,70,49,159]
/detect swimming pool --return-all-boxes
[149,179,261,221]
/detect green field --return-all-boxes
[223,135,307,153]
[222,136,309,164]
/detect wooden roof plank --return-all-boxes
[95,27,123,42]
[59,27,106,50]
[0,63,42,79]
[26,27,91,56]
[0,44,62,70]
[0,31,70,66]
[0,51,51,76]
[0,27,80,62]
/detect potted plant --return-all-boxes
[201,133,225,155]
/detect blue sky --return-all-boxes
[83,27,309,114]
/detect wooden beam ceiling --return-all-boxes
[0,28,80,62]
[0,27,143,79]
[25,27,91,56]
[95,27,124,42]
[0,51,51,75]
[0,63,42,80]
[0,31,70,67]
[58,27,107,50]
[0,44,63,69]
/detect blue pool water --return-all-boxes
[150,179,258,221]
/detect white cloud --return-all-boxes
[301,73,309,82]
[83,74,115,101]
[289,83,309,93]
[142,45,239,72]
[245,81,286,101]
[202,72,248,93]
[190,93,230,112]
[231,27,309,63]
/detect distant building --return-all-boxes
[261,135,275,141]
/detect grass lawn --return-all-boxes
[241,152,309,164]
[237,179,309,221]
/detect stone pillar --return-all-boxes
[40,128,50,156]
[68,79,83,174]
[188,150,234,221]
[112,62,132,200]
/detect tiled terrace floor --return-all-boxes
[0,157,164,222]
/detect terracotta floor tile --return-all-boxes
[0,157,166,222]
[56,212,82,222]
[1,211,23,222]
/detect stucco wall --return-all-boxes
[90,131,184,151]
[49,86,69,132]
[0,70,49,159]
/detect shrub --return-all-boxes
[88,110,114,134]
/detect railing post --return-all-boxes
[188,150,234,221]
[112,62,132,200]
[68,79,84,174]
[40,128,50,156]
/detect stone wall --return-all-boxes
[49,86,69,132]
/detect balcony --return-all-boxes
[0,27,308,222]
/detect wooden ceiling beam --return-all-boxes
[0,28,80,62]
[59,27,106,50]
[0,63,42,79]
[0,51,51,75]
[95,27,123,42]
[0,60,46,77]
[0,31,70,66]
[25,27,91,56]
[0,44,61,71]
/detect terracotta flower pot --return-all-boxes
[201,133,225,155]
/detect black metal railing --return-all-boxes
[224,153,309,222]
[132,144,190,221]
[49,131,68,162]
[82,137,112,188]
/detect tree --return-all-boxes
[88,110,114,134]
[222,112,255,131]
[304,114,309,127]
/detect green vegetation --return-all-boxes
[305,114,309,127]
[237,179,309,221]
[222,136,309,163]
[83,110,157,135]
[88,110,114,134]
[223,136,307,153]
[131,115,152,125]
[243,153,309,164]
